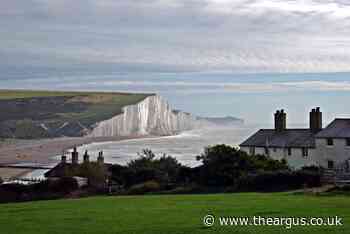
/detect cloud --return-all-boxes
[13,79,349,94]
[1,0,350,73]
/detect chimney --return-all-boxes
[71,147,79,165]
[310,107,322,133]
[274,109,286,132]
[83,150,90,163]
[61,155,67,164]
[97,151,104,165]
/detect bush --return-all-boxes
[127,180,160,195]
[48,177,79,193]
[0,177,79,203]
[233,169,321,192]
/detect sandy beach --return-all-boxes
[0,136,146,166]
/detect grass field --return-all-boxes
[0,193,348,234]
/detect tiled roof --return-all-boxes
[240,129,316,148]
[316,119,350,138]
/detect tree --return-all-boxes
[196,144,289,187]
[196,144,253,186]
[123,149,184,186]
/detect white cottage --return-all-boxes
[240,108,350,170]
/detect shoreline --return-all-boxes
[0,135,150,166]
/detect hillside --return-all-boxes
[0,90,153,139]
[0,193,348,234]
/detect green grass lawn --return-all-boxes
[0,193,348,234]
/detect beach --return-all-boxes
[0,136,146,179]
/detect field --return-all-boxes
[0,90,153,138]
[0,193,348,234]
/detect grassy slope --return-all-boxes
[0,90,82,100]
[0,90,153,138]
[0,193,348,234]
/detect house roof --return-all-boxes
[239,129,316,148]
[44,163,79,178]
[316,119,350,139]
[45,162,113,178]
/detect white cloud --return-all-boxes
[1,0,350,73]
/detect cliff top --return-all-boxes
[0,90,154,139]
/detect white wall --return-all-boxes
[315,138,350,168]
[240,146,317,169]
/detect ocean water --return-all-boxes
[74,125,258,167]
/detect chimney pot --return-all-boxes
[83,150,89,163]
[310,107,322,133]
[274,109,286,132]
[71,146,79,165]
[61,155,67,164]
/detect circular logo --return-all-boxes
[203,214,215,227]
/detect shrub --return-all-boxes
[0,177,80,203]
[233,169,321,192]
[48,177,79,193]
[127,180,160,195]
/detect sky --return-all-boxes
[1,0,350,124]
[2,0,350,73]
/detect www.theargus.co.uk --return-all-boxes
[203,215,343,229]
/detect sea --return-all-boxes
[72,125,258,167]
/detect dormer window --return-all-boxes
[327,138,334,146]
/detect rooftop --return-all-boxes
[239,129,316,148]
[315,119,350,139]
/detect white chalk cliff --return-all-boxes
[89,95,198,137]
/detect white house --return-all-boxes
[240,108,350,170]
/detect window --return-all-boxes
[264,147,269,156]
[302,148,308,157]
[249,147,255,155]
[327,138,334,146]
[346,138,350,147]
[328,160,334,169]
[287,148,292,156]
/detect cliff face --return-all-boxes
[89,95,198,137]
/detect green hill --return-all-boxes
[0,193,348,234]
[0,90,153,139]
